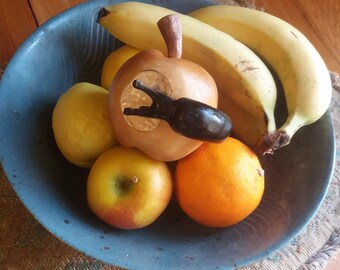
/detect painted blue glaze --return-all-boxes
[0,0,335,269]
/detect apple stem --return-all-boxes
[131,176,138,184]
[157,14,182,59]
[120,176,138,191]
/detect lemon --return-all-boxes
[52,82,117,168]
[101,45,140,90]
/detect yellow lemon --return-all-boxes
[101,45,140,90]
[52,82,117,168]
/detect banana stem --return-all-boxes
[97,8,110,23]
[255,131,290,155]
[157,14,182,58]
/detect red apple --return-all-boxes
[87,145,173,229]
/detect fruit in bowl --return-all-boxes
[0,0,335,269]
[53,0,331,232]
[49,0,332,232]
[52,12,233,229]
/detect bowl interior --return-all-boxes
[0,0,335,269]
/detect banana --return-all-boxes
[190,5,332,154]
[97,2,278,146]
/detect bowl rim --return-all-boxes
[0,0,336,269]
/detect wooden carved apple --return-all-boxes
[109,14,232,161]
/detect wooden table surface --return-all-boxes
[0,0,339,269]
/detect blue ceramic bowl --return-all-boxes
[0,0,335,269]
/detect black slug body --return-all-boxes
[171,98,232,141]
[123,80,232,142]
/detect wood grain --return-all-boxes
[0,0,37,65]
[29,0,84,25]
[294,0,340,72]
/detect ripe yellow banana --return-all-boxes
[190,5,332,154]
[97,2,278,146]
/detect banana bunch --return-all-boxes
[97,2,332,154]
[189,5,332,154]
[97,2,277,146]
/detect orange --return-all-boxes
[175,137,264,228]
